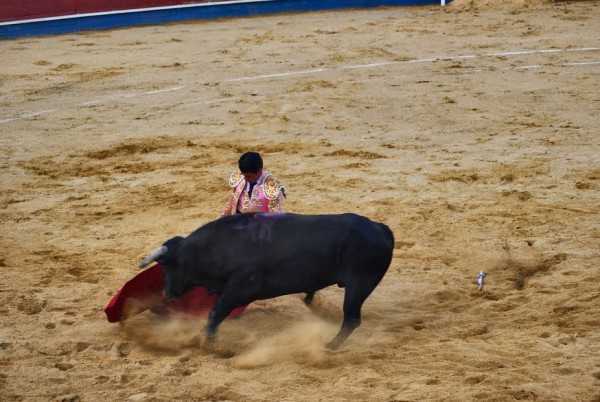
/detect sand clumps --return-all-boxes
[449,0,556,11]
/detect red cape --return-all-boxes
[104,264,246,322]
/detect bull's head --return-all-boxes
[138,237,193,301]
[161,263,195,301]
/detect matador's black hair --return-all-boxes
[238,151,263,173]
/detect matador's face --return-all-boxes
[242,169,262,184]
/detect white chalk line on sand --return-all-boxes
[0,108,59,124]
[487,47,600,57]
[1,47,599,126]
[225,68,328,82]
[500,60,600,71]
[79,86,185,106]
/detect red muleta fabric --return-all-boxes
[104,264,247,322]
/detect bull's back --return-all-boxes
[200,212,392,258]
[259,213,394,280]
[183,212,393,279]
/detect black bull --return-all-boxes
[139,212,394,349]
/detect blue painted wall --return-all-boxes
[0,0,444,40]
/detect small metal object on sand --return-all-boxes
[477,271,485,291]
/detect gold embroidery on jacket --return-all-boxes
[262,175,285,200]
[229,171,244,188]
[268,199,283,212]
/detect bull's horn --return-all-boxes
[138,245,167,268]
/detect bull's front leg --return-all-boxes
[204,298,234,342]
[204,272,261,342]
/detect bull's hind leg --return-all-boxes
[326,284,373,350]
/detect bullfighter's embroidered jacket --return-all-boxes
[219,171,286,217]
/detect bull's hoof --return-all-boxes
[325,340,342,350]
[188,335,202,348]
[203,327,217,343]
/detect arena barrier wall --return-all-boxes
[0,0,446,40]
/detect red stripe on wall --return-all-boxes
[0,0,215,23]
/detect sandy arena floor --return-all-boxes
[1,0,599,400]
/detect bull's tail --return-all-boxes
[138,236,184,268]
